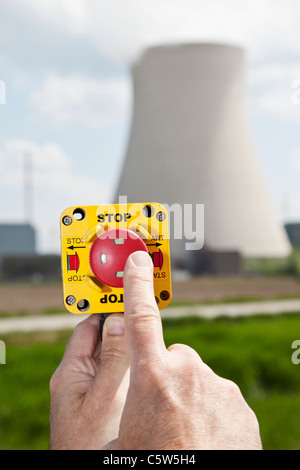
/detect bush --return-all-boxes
[244,249,300,277]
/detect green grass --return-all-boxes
[1,314,300,449]
[163,314,300,450]
[0,332,68,450]
[171,294,300,307]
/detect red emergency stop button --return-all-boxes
[89,228,148,287]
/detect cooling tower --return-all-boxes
[115,43,291,264]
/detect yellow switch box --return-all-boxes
[60,203,172,314]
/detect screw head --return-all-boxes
[66,295,76,306]
[160,290,170,301]
[156,211,166,222]
[63,215,72,226]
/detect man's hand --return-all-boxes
[50,250,262,450]
[105,251,262,450]
[50,313,129,450]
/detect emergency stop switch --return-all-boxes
[60,203,172,314]
[89,228,148,288]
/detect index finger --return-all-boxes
[123,251,166,366]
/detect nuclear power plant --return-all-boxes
[115,43,291,272]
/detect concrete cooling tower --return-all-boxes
[115,43,291,268]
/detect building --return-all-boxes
[0,224,36,279]
[0,224,61,281]
[0,224,36,262]
[285,223,300,249]
[114,43,291,271]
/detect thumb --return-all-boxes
[93,314,129,392]
[123,251,166,366]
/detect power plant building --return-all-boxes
[115,43,291,268]
[0,223,36,263]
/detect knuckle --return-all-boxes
[224,377,241,393]
[74,318,86,332]
[49,370,60,395]
[169,344,203,371]
[168,342,200,359]
[219,377,243,399]
[248,408,261,432]
[70,321,86,341]
[218,378,259,421]
[129,299,160,323]
[101,345,127,362]
[246,405,259,423]
[74,318,91,334]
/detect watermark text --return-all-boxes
[0,340,6,364]
[106,196,204,251]
[291,340,300,365]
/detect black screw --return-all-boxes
[160,290,170,301]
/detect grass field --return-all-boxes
[0,313,300,449]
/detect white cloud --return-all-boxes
[248,63,300,121]
[0,139,70,189]
[5,0,300,127]
[0,139,110,200]
[10,0,89,35]
[30,73,131,127]
[0,139,111,252]
[257,90,300,122]
[85,0,300,64]
[11,0,300,64]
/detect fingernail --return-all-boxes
[131,251,152,267]
[104,315,125,336]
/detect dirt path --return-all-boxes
[0,275,300,314]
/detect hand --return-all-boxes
[104,251,262,450]
[49,312,129,450]
[50,250,262,450]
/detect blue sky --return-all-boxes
[0,0,300,253]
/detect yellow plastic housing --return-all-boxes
[60,203,172,314]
